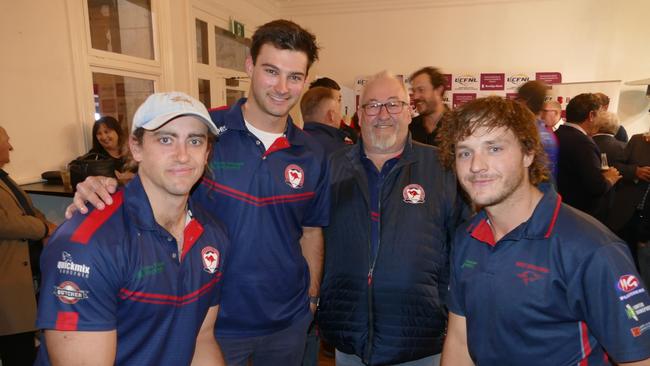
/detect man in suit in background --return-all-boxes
[555,93,621,222]
[607,131,650,276]
[0,126,57,365]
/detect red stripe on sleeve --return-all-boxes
[55,311,79,331]
[70,191,124,244]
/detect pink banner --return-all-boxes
[452,93,477,108]
[536,72,562,85]
[480,73,505,91]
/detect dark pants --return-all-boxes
[301,320,320,366]
[0,332,36,366]
[218,312,313,366]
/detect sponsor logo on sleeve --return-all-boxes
[617,275,646,301]
[54,281,89,304]
[284,164,304,189]
[57,252,90,278]
[201,246,220,274]
[402,184,425,204]
[626,302,650,321]
[631,322,650,337]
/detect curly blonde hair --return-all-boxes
[437,96,550,186]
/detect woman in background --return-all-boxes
[90,116,135,182]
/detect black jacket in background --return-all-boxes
[555,125,612,220]
[303,122,353,156]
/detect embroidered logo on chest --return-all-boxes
[403,184,425,204]
[201,246,220,274]
[284,164,304,189]
[515,261,549,285]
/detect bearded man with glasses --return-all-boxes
[317,71,467,366]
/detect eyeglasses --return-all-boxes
[361,101,408,116]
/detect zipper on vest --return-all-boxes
[365,196,381,364]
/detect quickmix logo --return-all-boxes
[57,251,90,278]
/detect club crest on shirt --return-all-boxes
[54,281,89,304]
[403,184,425,204]
[201,246,220,274]
[284,164,304,189]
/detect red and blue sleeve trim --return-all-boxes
[70,191,124,245]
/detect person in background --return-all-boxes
[438,96,650,366]
[607,130,650,276]
[595,92,628,142]
[309,77,359,143]
[409,66,449,146]
[516,80,559,180]
[555,93,621,222]
[35,92,229,366]
[0,126,57,366]
[319,71,466,366]
[301,86,353,155]
[540,100,563,131]
[592,111,632,177]
[90,116,135,182]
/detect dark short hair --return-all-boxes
[92,116,124,154]
[309,77,340,90]
[438,96,549,186]
[250,19,319,72]
[517,80,548,115]
[301,87,336,121]
[409,67,447,93]
[565,93,600,124]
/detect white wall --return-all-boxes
[294,0,650,135]
[0,1,84,183]
[0,0,276,183]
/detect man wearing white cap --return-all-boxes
[35,92,229,366]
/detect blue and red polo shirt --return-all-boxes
[199,98,329,338]
[35,175,229,365]
[448,184,650,365]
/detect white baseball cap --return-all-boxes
[132,92,218,134]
